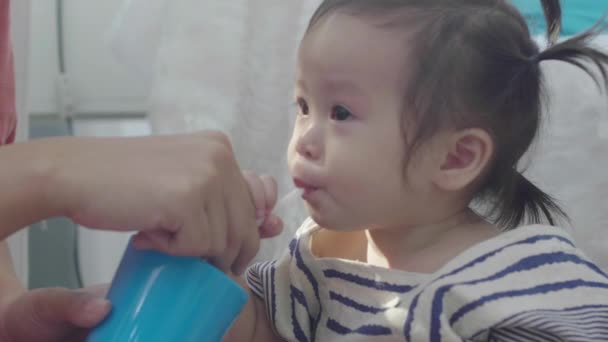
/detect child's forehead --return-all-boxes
[298,12,411,91]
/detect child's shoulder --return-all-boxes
[418,225,608,340]
[436,224,585,278]
[496,224,574,242]
[465,224,576,256]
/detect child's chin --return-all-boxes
[307,210,323,225]
[308,210,356,231]
[307,209,331,228]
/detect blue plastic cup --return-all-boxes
[87,237,248,342]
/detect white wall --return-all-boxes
[27,0,57,115]
[28,0,148,115]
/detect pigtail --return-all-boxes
[537,27,608,91]
[539,0,562,45]
[496,171,568,227]
[499,0,608,228]
[489,0,571,228]
[537,0,608,90]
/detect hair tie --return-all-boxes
[528,53,541,64]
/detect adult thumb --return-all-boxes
[1,288,111,342]
[32,287,111,328]
[19,287,110,329]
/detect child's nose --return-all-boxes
[296,125,322,161]
[298,141,321,160]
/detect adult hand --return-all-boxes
[131,168,284,273]
[208,170,283,271]
[0,285,110,342]
[50,131,281,274]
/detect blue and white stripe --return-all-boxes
[246,222,608,341]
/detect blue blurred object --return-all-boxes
[511,0,608,36]
[87,238,247,342]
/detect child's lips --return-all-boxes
[293,178,313,189]
[293,178,320,199]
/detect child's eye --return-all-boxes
[296,98,309,115]
[331,105,353,121]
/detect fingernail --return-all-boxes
[269,217,279,228]
[83,298,111,322]
[256,217,265,227]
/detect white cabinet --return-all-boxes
[29,0,149,115]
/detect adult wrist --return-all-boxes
[34,137,76,220]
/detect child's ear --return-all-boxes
[433,129,493,191]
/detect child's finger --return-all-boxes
[242,171,267,223]
[260,175,278,212]
[259,214,283,238]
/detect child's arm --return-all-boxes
[223,277,282,342]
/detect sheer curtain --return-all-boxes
[111,1,608,267]
[111,0,321,261]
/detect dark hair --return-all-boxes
[305,0,608,229]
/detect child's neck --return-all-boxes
[364,209,498,273]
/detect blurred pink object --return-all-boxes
[0,0,16,145]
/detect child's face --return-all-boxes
[288,13,435,231]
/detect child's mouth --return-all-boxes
[293,178,320,199]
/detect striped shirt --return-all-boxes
[246,218,608,341]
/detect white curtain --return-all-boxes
[111,0,322,262]
[110,2,608,267]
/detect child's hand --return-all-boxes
[242,171,284,239]
[205,171,284,273]
[131,169,283,275]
